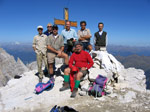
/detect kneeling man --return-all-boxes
[60,42,94,98]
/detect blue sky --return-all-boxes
[0,0,150,46]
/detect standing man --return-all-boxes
[61,21,78,56]
[78,21,92,52]
[33,26,48,82]
[44,23,53,36]
[94,22,107,51]
[60,42,94,98]
[44,23,56,72]
[47,25,69,78]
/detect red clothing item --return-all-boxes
[69,50,94,69]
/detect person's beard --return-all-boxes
[75,49,81,54]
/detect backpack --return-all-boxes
[35,79,54,94]
[50,105,78,112]
[88,75,108,97]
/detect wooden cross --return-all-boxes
[54,8,77,27]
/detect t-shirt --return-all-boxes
[47,34,64,52]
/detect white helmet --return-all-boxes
[37,25,43,29]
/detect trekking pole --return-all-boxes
[96,85,98,98]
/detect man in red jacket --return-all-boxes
[60,42,94,98]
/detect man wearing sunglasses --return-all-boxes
[44,23,53,36]
[33,26,48,82]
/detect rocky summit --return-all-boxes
[0,50,150,112]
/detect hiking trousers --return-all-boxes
[36,52,48,79]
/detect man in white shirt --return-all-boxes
[78,21,92,52]
[94,22,107,51]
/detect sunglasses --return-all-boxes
[38,28,43,30]
[47,26,52,28]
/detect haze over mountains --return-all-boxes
[1,42,150,63]
[0,42,150,88]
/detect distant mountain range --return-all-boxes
[0,42,150,88]
[1,42,150,64]
[0,42,35,64]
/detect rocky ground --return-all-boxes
[0,67,150,112]
[0,49,150,112]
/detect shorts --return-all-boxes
[47,52,57,64]
[81,42,91,50]
[79,69,89,81]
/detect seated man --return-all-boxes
[47,25,69,78]
[60,42,94,98]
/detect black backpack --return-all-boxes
[50,105,78,112]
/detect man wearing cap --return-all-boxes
[94,22,107,51]
[61,21,78,56]
[44,23,53,36]
[59,42,94,98]
[47,25,69,78]
[33,26,48,82]
[78,21,93,52]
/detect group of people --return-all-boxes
[32,21,107,97]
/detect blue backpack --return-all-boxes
[88,75,108,97]
[35,79,54,94]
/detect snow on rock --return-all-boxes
[91,51,124,73]
[89,51,124,83]
[89,51,146,92]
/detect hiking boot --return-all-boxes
[70,88,78,98]
[39,78,42,83]
[59,82,70,91]
[50,77,55,82]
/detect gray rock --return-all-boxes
[0,48,29,87]
[0,49,149,112]
[119,91,137,103]
[27,61,37,70]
